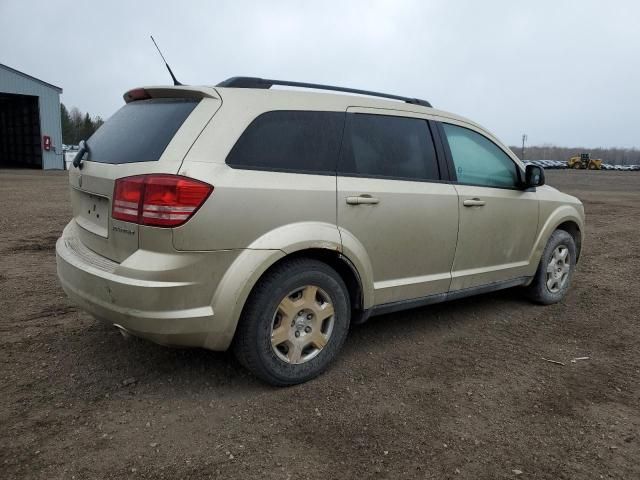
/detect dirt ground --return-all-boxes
[1,169,639,479]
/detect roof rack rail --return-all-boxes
[216,76,432,108]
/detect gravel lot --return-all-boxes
[1,169,639,479]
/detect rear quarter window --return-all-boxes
[86,99,198,164]
[225,111,344,174]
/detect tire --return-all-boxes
[233,258,350,386]
[526,229,577,305]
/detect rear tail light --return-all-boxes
[112,174,213,227]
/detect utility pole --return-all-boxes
[521,134,528,160]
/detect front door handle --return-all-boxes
[463,198,486,207]
[346,195,380,205]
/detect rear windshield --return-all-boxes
[86,98,198,164]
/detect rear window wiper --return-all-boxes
[73,140,89,169]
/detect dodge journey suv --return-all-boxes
[56,77,585,386]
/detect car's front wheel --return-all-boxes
[526,229,577,304]
[233,258,350,386]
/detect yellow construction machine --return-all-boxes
[568,153,602,170]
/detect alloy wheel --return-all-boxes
[546,245,570,293]
[270,285,335,364]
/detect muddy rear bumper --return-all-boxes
[55,223,239,350]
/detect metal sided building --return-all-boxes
[0,63,64,169]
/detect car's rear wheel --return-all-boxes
[233,258,350,386]
[526,229,577,304]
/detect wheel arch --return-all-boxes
[209,245,370,351]
[556,220,582,262]
[529,205,584,273]
[261,248,365,315]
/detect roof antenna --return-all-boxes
[150,35,182,86]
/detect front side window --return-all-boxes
[442,123,519,188]
[226,111,344,173]
[339,113,440,181]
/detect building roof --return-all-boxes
[0,63,63,93]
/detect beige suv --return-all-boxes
[56,77,585,385]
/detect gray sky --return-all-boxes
[1,0,639,148]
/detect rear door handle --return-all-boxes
[463,198,486,207]
[346,195,380,205]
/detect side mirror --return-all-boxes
[524,164,545,188]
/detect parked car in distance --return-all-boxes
[525,159,567,169]
[56,77,585,386]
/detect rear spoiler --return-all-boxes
[123,86,219,103]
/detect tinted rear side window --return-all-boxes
[339,114,440,181]
[86,99,198,164]
[226,111,344,173]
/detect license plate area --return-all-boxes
[73,189,110,238]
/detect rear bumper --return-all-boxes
[55,222,239,350]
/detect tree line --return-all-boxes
[60,103,104,146]
[510,145,640,165]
